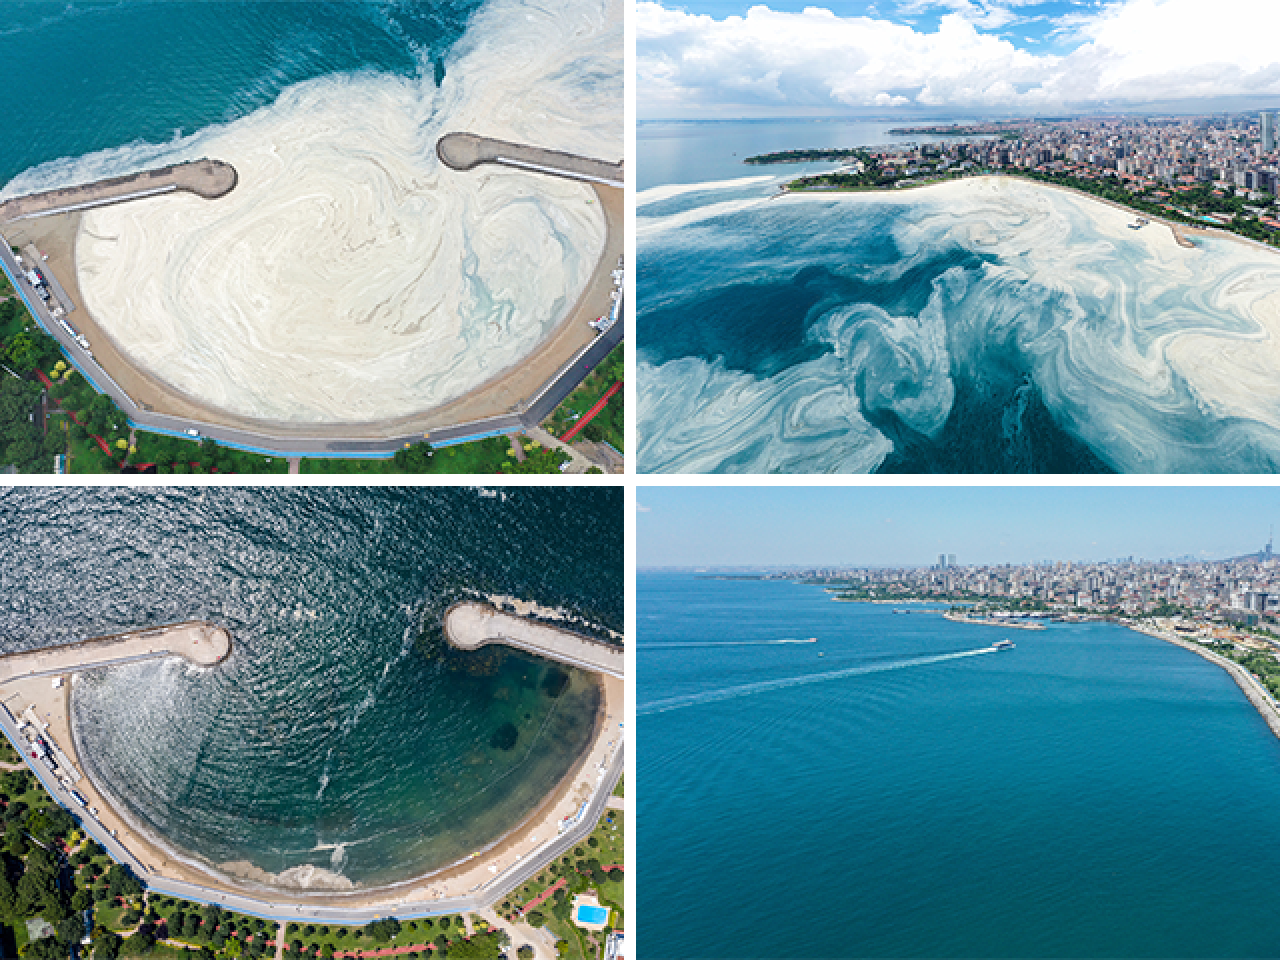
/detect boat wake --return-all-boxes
[637,646,996,716]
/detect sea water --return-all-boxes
[638,574,1280,957]
[0,488,621,891]
[636,124,1280,474]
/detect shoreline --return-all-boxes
[1129,623,1280,740]
[781,172,1280,259]
[0,622,624,916]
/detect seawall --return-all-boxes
[0,159,237,223]
[443,603,624,679]
[437,133,623,189]
[1137,627,1280,739]
[0,621,231,683]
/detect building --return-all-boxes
[1263,111,1276,153]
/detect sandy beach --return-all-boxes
[1,643,622,910]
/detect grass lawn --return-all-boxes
[612,775,623,798]
[300,436,565,475]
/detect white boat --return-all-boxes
[993,639,1015,650]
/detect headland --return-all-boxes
[0,613,623,921]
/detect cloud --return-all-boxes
[638,0,1280,115]
[637,503,652,512]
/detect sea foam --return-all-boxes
[12,0,620,423]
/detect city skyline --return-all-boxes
[638,487,1280,569]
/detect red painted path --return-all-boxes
[560,380,621,443]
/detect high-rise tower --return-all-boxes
[1262,111,1276,153]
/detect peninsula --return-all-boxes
[0,613,623,927]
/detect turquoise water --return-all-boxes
[0,1,478,185]
[0,488,621,891]
[638,573,1280,957]
[576,905,608,924]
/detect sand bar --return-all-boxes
[445,602,624,678]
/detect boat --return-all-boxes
[1128,217,1149,229]
[993,639,1015,650]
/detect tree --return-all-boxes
[517,947,533,960]
[525,912,544,929]
[95,930,123,960]
[106,863,142,899]
[392,442,435,472]
[364,918,400,944]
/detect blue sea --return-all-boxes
[0,487,622,891]
[636,120,1280,474]
[0,0,483,187]
[638,573,1280,958]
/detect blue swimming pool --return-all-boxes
[576,904,609,925]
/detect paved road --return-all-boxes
[0,698,623,923]
[0,245,623,459]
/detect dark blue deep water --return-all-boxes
[0,487,621,890]
[638,574,1280,958]
[0,0,482,185]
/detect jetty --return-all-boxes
[443,603,624,679]
[0,621,231,684]
[0,159,237,224]
[436,133,624,189]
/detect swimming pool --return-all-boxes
[576,904,610,925]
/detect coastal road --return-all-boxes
[0,696,623,924]
[0,244,623,460]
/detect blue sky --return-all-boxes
[638,0,1280,118]
[637,487,1280,568]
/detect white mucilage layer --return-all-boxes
[65,0,618,422]
[638,175,1280,473]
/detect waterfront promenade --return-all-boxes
[444,603,624,679]
[0,159,236,223]
[0,620,622,922]
[436,134,624,189]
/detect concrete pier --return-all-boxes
[0,159,237,223]
[443,603,623,679]
[0,621,232,684]
[436,133,623,189]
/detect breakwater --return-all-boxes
[0,621,231,683]
[436,133,623,188]
[0,159,237,223]
[444,602,624,678]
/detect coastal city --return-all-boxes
[758,110,1280,244]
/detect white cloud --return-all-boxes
[637,0,1280,115]
[637,503,652,512]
